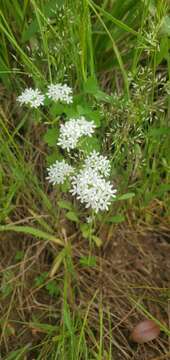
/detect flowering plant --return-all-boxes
[17,79,136,246]
[18,83,117,211]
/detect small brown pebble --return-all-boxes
[131,319,160,344]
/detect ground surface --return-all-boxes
[0,220,170,359]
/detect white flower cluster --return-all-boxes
[17,83,73,108]
[83,150,111,177]
[70,168,116,213]
[17,88,45,108]
[46,151,116,212]
[47,83,73,104]
[70,151,116,212]
[57,117,96,150]
[46,160,74,185]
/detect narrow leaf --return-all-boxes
[0,225,63,245]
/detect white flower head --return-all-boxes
[57,117,96,151]
[47,83,73,104]
[70,168,117,213]
[17,88,45,108]
[83,151,111,177]
[46,160,74,185]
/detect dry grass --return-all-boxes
[0,214,170,359]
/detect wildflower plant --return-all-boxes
[17,80,120,229]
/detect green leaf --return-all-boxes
[45,281,59,297]
[50,103,66,116]
[84,76,112,103]
[65,105,79,117]
[77,105,101,127]
[79,136,101,154]
[58,200,73,211]
[14,251,25,262]
[0,225,63,245]
[92,235,102,247]
[46,151,63,166]
[51,102,78,117]
[66,211,79,223]
[34,272,48,286]
[80,223,92,239]
[43,128,58,147]
[87,110,101,127]
[79,256,96,267]
[117,193,135,201]
[84,76,99,94]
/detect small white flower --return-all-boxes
[86,216,93,224]
[70,168,117,213]
[57,117,96,150]
[83,151,111,177]
[46,160,74,185]
[47,83,73,104]
[17,88,45,108]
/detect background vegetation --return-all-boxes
[0,0,170,359]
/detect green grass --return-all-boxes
[0,0,170,358]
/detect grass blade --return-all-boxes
[0,225,63,245]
